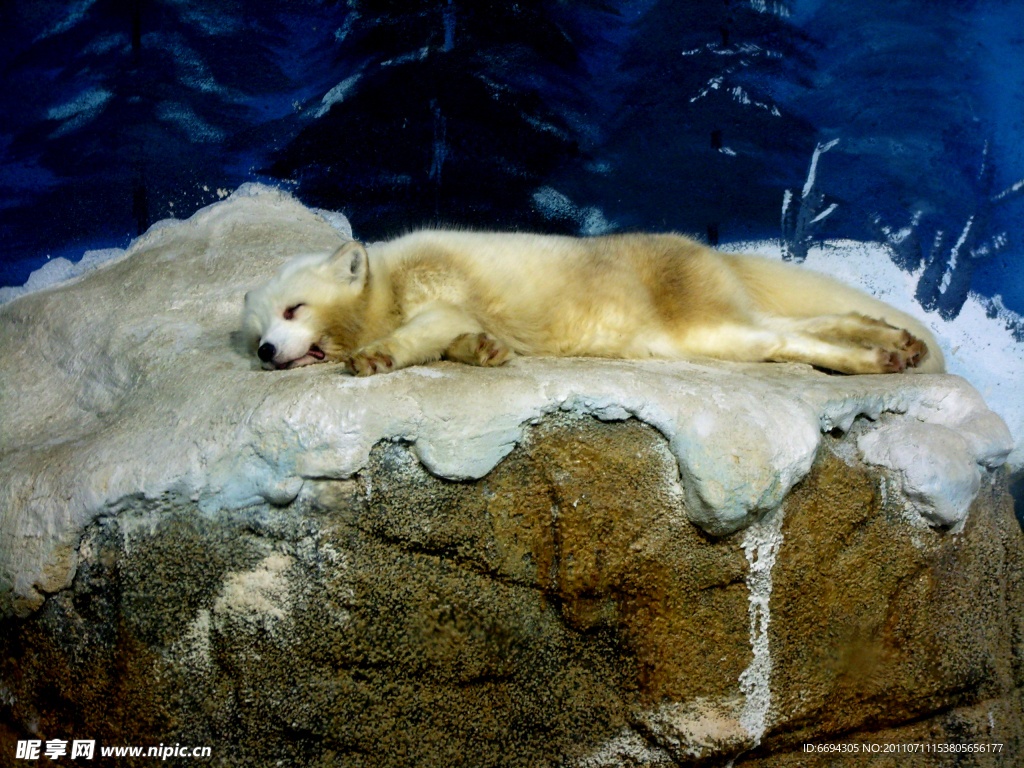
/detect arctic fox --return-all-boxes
[241,230,944,376]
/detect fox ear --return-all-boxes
[327,241,369,287]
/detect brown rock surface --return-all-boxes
[1,414,1021,767]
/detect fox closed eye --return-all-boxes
[283,304,304,320]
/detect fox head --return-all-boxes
[242,241,370,369]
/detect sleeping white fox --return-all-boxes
[241,229,943,376]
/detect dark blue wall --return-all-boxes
[2,0,1022,327]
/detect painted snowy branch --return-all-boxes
[781,139,838,261]
[915,184,1023,319]
[874,141,1024,322]
[992,178,1024,206]
[871,210,924,272]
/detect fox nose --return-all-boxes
[257,342,276,363]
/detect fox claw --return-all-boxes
[346,350,395,376]
[445,332,512,367]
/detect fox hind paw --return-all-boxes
[902,336,927,367]
[875,338,927,373]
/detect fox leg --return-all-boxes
[765,314,928,369]
[347,303,500,375]
[676,323,915,374]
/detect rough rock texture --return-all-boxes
[1,416,1022,766]
[1,187,1021,765]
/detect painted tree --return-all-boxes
[0,0,343,274]
[268,0,613,238]
[875,143,1024,319]
[780,139,839,260]
[792,0,1023,319]
[577,0,817,242]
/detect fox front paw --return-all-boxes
[346,348,396,376]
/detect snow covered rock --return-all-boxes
[1,186,1021,764]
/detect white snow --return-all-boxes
[380,46,430,68]
[749,0,791,17]
[993,178,1024,202]
[47,87,113,138]
[310,207,354,239]
[690,76,724,103]
[145,32,224,94]
[802,139,839,199]
[859,422,982,529]
[156,101,226,143]
[316,74,362,118]
[36,0,98,41]
[737,508,785,745]
[940,217,975,293]
[0,184,353,306]
[0,247,126,304]
[573,726,675,767]
[532,186,612,235]
[808,202,838,225]
[47,87,112,122]
[0,185,1014,618]
[729,85,779,116]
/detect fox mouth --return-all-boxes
[275,345,326,369]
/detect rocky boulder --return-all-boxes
[1,187,1019,766]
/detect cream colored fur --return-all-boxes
[242,230,944,376]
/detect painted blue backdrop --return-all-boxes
[1,0,1023,329]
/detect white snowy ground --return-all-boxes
[2,186,1021,473]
